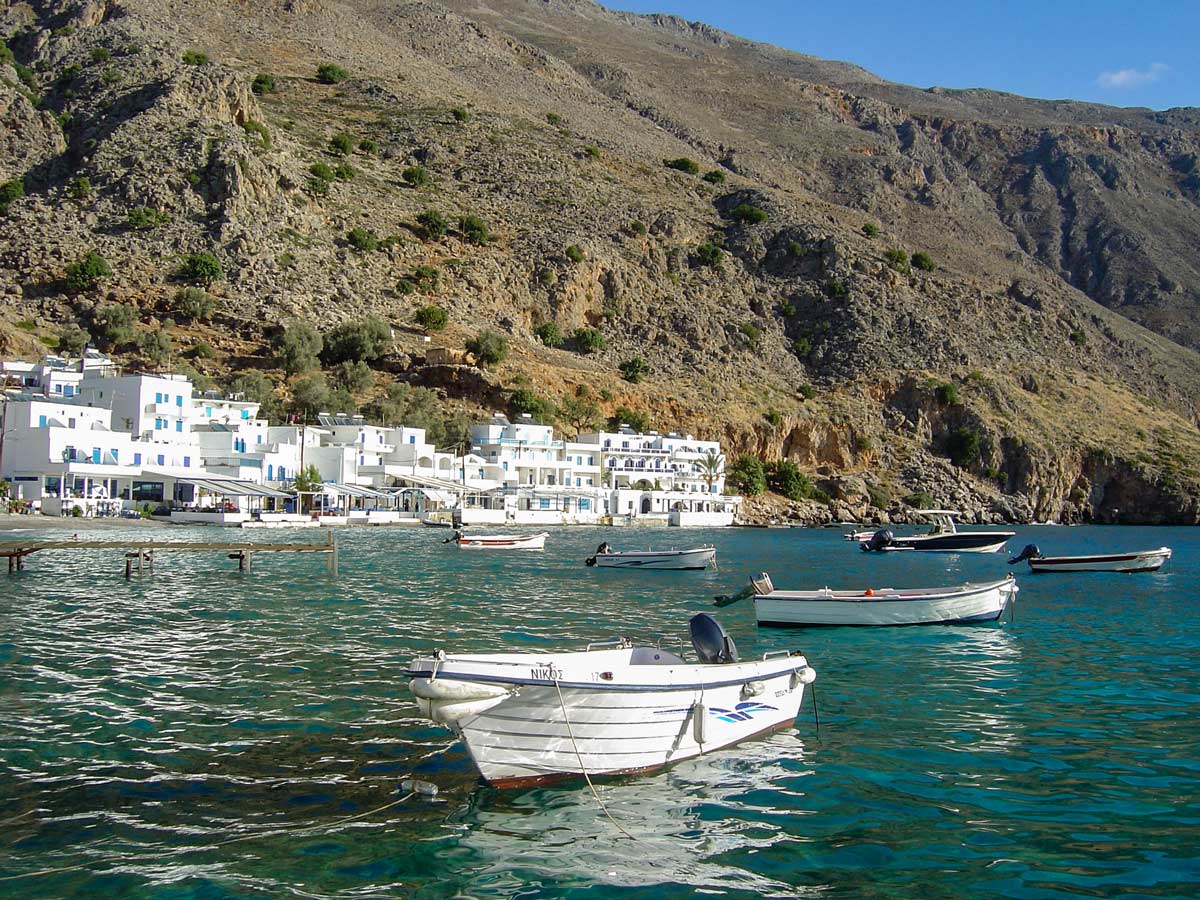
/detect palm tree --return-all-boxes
[697,450,725,493]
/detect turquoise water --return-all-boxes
[0,523,1197,899]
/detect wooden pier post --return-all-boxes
[327,529,338,577]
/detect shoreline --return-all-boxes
[0,514,170,532]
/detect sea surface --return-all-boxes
[0,523,1197,899]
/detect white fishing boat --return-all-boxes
[451,531,548,550]
[723,572,1018,627]
[856,509,1014,553]
[1009,544,1171,573]
[421,515,455,528]
[405,613,817,788]
[585,543,716,569]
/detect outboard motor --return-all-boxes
[1008,544,1042,565]
[689,613,738,664]
[861,529,894,553]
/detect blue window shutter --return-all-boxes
[134,453,141,465]
[184,456,190,467]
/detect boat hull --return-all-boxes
[754,577,1017,627]
[456,532,548,550]
[592,548,716,569]
[879,532,1014,553]
[406,648,814,788]
[1028,548,1171,573]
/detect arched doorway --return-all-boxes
[640,495,652,515]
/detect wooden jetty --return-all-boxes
[1,530,339,577]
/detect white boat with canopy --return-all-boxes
[405,614,816,788]
[855,510,1014,554]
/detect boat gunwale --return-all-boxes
[1031,548,1171,565]
[755,576,1016,603]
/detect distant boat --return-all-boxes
[421,515,455,528]
[452,531,548,550]
[721,572,1018,627]
[404,613,817,787]
[585,542,716,569]
[1009,544,1171,573]
[856,510,1014,554]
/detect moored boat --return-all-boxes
[857,510,1014,554]
[1009,544,1171,573]
[725,572,1018,627]
[452,530,549,550]
[585,543,716,569]
[405,613,816,788]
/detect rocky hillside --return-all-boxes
[1,0,1198,522]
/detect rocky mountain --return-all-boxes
[1,0,1198,522]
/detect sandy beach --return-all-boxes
[0,514,170,534]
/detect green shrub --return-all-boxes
[92,302,136,347]
[138,330,171,366]
[127,206,169,229]
[346,227,378,252]
[178,252,223,283]
[1069,329,1087,346]
[322,316,391,364]
[703,169,726,184]
[619,357,648,383]
[458,214,490,244]
[414,305,448,332]
[583,145,601,160]
[726,455,766,496]
[0,177,25,212]
[935,382,960,406]
[912,251,935,272]
[65,251,112,293]
[307,176,330,195]
[695,242,722,266]
[67,176,91,199]
[450,107,470,123]
[573,327,605,354]
[417,209,449,240]
[862,222,880,238]
[466,329,509,367]
[316,63,348,84]
[57,324,89,355]
[0,41,12,65]
[731,203,768,224]
[509,387,555,423]
[767,460,827,502]
[855,435,875,453]
[182,50,209,65]
[609,406,650,433]
[400,265,440,293]
[333,359,374,393]
[565,244,584,263]
[358,138,377,154]
[629,220,647,236]
[536,267,557,288]
[251,73,277,94]
[824,279,848,298]
[402,165,429,186]
[290,373,331,417]
[534,322,563,346]
[174,286,216,322]
[100,66,119,86]
[793,338,812,358]
[185,340,215,359]
[787,241,805,258]
[764,409,783,429]
[946,427,981,467]
[57,63,82,86]
[884,248,910,272]
[738,321,762,345]
[273,321,322,374]
[777,300,796,317]
[310,162,335,181]
[329,132,355,156]
[546,112,563,126]
[664,157,700,175]
[91,47,112,63]
[242,120,270,149]
[334,163,355,180]
[798,383,816,400]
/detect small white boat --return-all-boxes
[452,531,548,550]
[734,572,1017,627]
[857,510,1014,554]
[406,613,816,788]
[421,515,455,528]
[1009,544,1171,573]
[585,543,716,569]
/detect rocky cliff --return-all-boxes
[1,0,1198,522]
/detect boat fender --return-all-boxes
[693,703,707,745]
[410,678,511,703]
[790,667,817,689]
[741,680,765,699]
[399,777,439,799]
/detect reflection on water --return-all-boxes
[1,523,1198,899]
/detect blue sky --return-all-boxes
[609,1,1196,110]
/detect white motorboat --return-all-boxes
[857,509,1014,553]
[1009,544,1171,573]
[405,614,816,788]
[585,543,716,569]
[730,572,1018,627]
[421,515,455,528]
[451,531,548,550]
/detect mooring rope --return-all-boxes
[553,677,637,841]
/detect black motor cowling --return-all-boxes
[689,613,738,664]
[861,529,894,553]
[1008,544,1042,564]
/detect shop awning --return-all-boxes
[181,477,292,498]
